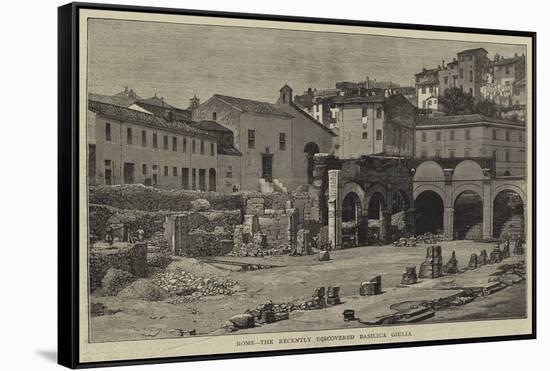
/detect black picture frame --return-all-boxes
[58,2,536,368]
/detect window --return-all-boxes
[192,139,196,154]
[422,86,426,94]
[519,132,524,142]
[429,86,433,93]
[141,130,147,147]
[435,150,442,158]
[212,112,217,120]
[279,133,286,150]
[153,133,158,148]
[376,129,382,140]
[468,55,473,61]
[505,150,511,162]
[163,135,169,150]
[173,167,177,176]
[505,66,510,75]
[127,127,132,145]
[449,130,455,141]
[492,129,498,140]
[444,76,448,84]
[183,138,187,152]
[376,107,382,119]
[199,169,206,191]
[164,166,168,176]
[421,132,427,142]
[505,131,510,141]
[493,150,498,160]
[362,107,368,118]
[459,68,464,79]
[464,149,470,157]
[226,165,233,178]
[104,160,112,185]
[105,123,111,142]
[469,70,473,83]
[449,149,455,158]
[182,168,189,189]
[172,137,177,151]
[210,142,215,156]
[362,132,368,139]
[192,169,197,190]
[436,131,441,141]
[248,130,255,148]
[465,129,471,140]
[200,141,205,155]
[142,164,147,175]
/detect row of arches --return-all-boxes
[414,189,524,240]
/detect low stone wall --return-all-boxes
[89,243,147,291]
[242,191,320,224]
[89,184,244,212]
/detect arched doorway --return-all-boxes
[414,191,444,235]
[304,142,320,184]
[454,191,483,240]
[208,168,216,191]
[391,190,410,233]
[342,192,364,247]
[367,192,387,242]
[493,190,524,240]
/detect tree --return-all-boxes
[475,98,499,118]
[438,87,475,115]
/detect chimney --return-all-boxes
[442,60,445,68]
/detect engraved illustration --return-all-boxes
[85,18,528,343]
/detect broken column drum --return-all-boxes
[360,275,382,295]
[489,244,502,264]
[513,238,524,255]
[418,245,443,279]
[468,253,478,269]
[478,249,488,265]
[401,266,418,285]
[501,240,511,259]
[443,250,458,274]
[327,286,341,305]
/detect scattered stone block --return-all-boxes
[229,313,255,329]
[443,251,458,274]
[478,249,488,265]
[190,198,211,212]
[319,250,330,261]
[489,245,502,264]
[243,214,260,236]
[343,309,356,322]
[296,229,311,255]
[401,266,418,285]
[418,245,443,279]
[513,238,524,255]
[360,275,382,296]
[502,240,511,259]
[327,286,341,305]
[468,253,478,269]
[118,279,170,301]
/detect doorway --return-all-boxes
[262,153,273,182]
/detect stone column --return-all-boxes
[482,168,493,240]
[379,208,392,242]
[405,208,416,236]
[443,207,454,240]
[286,208,299,249]
[443,168,454,240]
[327,170,342,249]
[359,213,369,245]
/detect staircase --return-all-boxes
[273,179,288,193]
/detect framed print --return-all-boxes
[58,2,536,368]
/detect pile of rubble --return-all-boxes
[151,268,238,299]
[415,232,445,244]
[392,237,417,247]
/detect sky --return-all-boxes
[87,18,526,108]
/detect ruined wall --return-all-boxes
[89,185,244,211]
[89,243,147,291]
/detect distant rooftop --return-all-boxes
[417,114,524,128]
[213,94,294,118]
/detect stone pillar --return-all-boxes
[443,168,454,240]
[358,213,369,245]
[443,208,454,240]
[379,208,392,242]
[286,208,299,249]
[405,208,416,236]
[327,170,342,249]
[482,169,493,240]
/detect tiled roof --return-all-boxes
[88,93,136,108]
[488,56,524,67]
[417,114,524,127]
[191,120,232,133]
[286,102,338,137]
[133,101,191,122]
[88,99,214,139]
[457,47,488,55]
[214,94,294,118]
[332,95,386,104]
